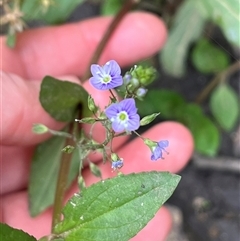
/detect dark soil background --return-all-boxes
[3,1,239,240]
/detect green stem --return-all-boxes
[195,61,240,104]
[82,0,140,81]
[51,123,75,232]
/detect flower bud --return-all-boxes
[111,153,120,162]
[136,87,148,98]
[88,95,98,113]
[62,145,75,153]
[131,66,156,86]
[123,73,132,85]
[140,113,160,126]
[89,162,102,178]
[32,123,48,134]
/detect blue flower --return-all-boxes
[151,140,169,161]
[105,98,140,132]
[111,159,124,170]
[90,60,123,90]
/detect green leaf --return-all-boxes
[180,104,220,156]
[54,172,181,241]
[210,84,239,131]
[89,162,102,179]
[0,223,37,241]
[40,76,90,122]
[191,38,230,73]
[201,0,240,47]
[21,0,85,24]
[101,0,122,15]
[29,135,84,216]
[160,0,207,77]
[137,89,185,119]
[140,113,160,126]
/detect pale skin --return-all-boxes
[0,12,194,240]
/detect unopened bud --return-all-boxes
[140,113,160,126]
[88,95,98,113]
[136,87,148,98]
[32,123,48,134]
[131,66,156,86]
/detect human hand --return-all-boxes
[1,12,194,240]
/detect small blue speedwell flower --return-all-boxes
[105,98,140,132]
[144,139,169,161]
[111,159,124,170]
[151,140,169,161]
[90,60,123,90]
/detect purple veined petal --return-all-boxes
[90,77,107,90]
[158,140,169,148]
[103,61,112,74]
[127,115,140,131]
[105,103,120,119]
[91,64,104,77]
[111,75,123,86]
[112,121,125,132]
[151,146,162,161]
[119,98,137,115]
[108,60,121,76]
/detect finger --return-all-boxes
[0,146,33,195]
[2,12,167,80]
[1,191,171,241]
[2,72,126,146]
[0,191,52,239]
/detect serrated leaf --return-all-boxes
[101,0,122,15]
[53,172,181,241]
[21,0,85,24]
[29,135,85,216]
[201,0,240,47]
[210,84,239,131]
[40,76,90,122]
[0,223,37,241]
[191,38,230,73]
[160,0,207,77]
[181,104,220,156]
[136,89,185,119]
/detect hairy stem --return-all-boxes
[51,126,75,232]
[82,0,140,81]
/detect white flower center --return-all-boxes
[101,74,111,83]
[117,111,129,126]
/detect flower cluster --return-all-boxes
[88,60,169,171]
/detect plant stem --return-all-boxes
[51,124,75,232]
[82,0,140,81]
[195,61,240,104]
